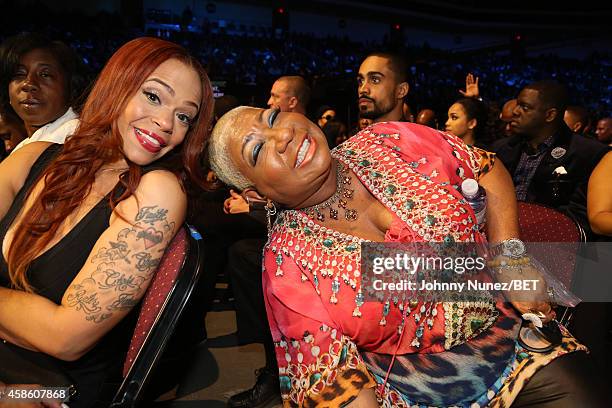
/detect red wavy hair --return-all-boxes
[8,37,213,291]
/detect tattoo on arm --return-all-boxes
[65,205,176,323]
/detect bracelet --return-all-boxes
[487,256,531,268]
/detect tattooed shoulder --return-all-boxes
[65,205,177,323]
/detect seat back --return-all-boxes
[517,202,585,324]
[517,201,585,288]
[110,224,204,408]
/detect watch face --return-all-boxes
[504,238,526,258]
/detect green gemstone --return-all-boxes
[289,221,298,228]
[339,345,348,365]
[405,200,415,210]
[371,171,382,178]
[323,238,334,247]
[309,373,322,387]
[470,319,484,332]
[517,352,529,361]
[346,149,356,155]
[279,376,292,393]
[425,215,437,226]
[345,244,357,252]
[384,185,397,195]
[358,160,371,167]
[304,227,312,235]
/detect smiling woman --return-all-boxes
[0,37,213,407]
[209,107,603,407]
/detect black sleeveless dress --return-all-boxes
[0,144,139,407]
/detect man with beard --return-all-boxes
[357,52,409,123]
[492,80,610,236]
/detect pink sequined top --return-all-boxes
[262,122,498,406]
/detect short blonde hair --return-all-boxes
[208,106,254,190]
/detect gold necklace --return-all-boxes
[302,161,358,222]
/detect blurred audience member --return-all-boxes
[359,115,373,130]
[499,99,517,137]
[213,94,240,123]
[357,52,409,123]
[267,75,310,114]
[402,100,415,122]
[322,119,348,148]
[0,33,84,152]
[564,105,591,135]
[0,108,26,158]
[315,104,336,128]
[595,117,612,145]
[416,108,438,129]
[492,80,610,237]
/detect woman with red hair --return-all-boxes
[0,37,213,407]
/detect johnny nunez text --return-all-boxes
[371,279,541,292]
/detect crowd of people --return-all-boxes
[0,8,611,408]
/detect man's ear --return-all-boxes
[396,82,409,99]
[288,96,298,110]
[545,107,559,123]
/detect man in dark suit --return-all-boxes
[493,81,611,379]
[492,80,610,238]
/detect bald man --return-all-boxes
[564,105,590,135]
[267,76,310,114]
[499,99,517,137]
[416,108,438,129]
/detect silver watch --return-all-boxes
[490,238,527,259]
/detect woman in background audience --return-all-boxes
[0,33,85,152]
[445,97,495,149]
[0,37,213,407]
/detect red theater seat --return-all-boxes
[111,224,205,408]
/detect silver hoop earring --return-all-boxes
[265,200,277,232]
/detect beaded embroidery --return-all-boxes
[276,330,369,406]
[266,127,497,349]
[264,125,511,406]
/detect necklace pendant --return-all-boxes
[345,209,358,221]
[338,199,347,209]
[329,208,338,220]
[343,189,354,199]
[316,211,325,222]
